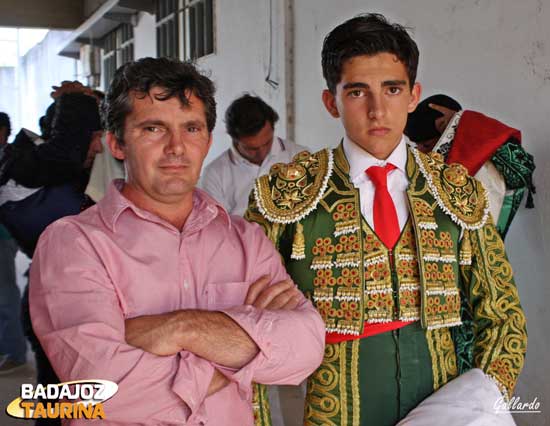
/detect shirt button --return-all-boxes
[184,280,189,290]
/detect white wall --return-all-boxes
[133,11,156,59]
[293,1,549,425]
[198,0,289,164]
[18,30,80,134]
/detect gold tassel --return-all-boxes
[459,230,472,265]
[291,222,306,260]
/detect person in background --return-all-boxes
[0,83,103,426]
[0,111,27,375]
[200,94,307,216]
[405,94,536,238]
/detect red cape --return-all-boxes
[446,110,521,175]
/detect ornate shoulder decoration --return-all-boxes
[411,148,490,230]
[253,149,334,224]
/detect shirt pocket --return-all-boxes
[207,281,250,310]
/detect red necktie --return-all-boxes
[366,164,400,249]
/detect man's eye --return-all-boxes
[388,87,402,95]
[188,126,199,132]
[145,126,160,133]
[348,90,364,98]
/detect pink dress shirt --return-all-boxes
[30,181,325,425]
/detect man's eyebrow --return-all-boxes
[382,80,407,86]
[133,119,166,128]
[342,82,369,90]
[342,80,408,90]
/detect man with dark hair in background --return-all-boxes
[201,94,306,216]
[0,84,104,425]
[246,13,526,425]
[0,111,28,375]
[405,94,536,239]
[30,58,324,425]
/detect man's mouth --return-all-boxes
[368,127,391,136]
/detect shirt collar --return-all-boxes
[229,136,284,167]
[342,134,408,183]
[99,180,231,233]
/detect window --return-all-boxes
[156,0,214,60]
[102,24,135,89]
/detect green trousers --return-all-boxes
[357,322,434,425]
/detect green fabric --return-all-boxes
[496,189,525,239]
[358,323,433,425]
[491,140,536,208]
[0,224,12,240]
[451,288,475,375]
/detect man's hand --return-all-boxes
[50,80,95,99]
[245,275,302,310]
[125,312,183,356]
[429,103,457,133]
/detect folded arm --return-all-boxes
[30,221,218,424]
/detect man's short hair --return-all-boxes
[321,13,420,93]
[0,112,11,137]
[104,57,217,145]
[225,94,279,140]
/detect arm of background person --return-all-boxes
[29,220,221,425]
[9,93,101,188]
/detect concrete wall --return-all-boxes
[0,67,17,143]
[197,0,289,164]
[293,1,549,425]
[18,30,80,134]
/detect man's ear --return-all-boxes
[322,89,340,118]
[408,82,422,113]
[106,132,125,160]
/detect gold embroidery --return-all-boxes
[412,149,489,229]
[426,327,458,390]
[305,341,360,426]
[255,149,333,224]
[467,222,527,398]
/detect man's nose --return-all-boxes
[165,131,185,155]
[367,93,386,120]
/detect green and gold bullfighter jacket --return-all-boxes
[245,143,527,426]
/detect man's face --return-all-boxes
[233,121,274,166]
[322,53,421,160]
[108,87,212,206]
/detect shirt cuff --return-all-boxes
[172,351,216,424]
[218,305,282,400]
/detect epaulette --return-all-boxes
[253,148,334,224]
[411,148,490,230]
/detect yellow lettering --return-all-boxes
[92,403,105,419]
[33,403,46,419]
[20,401,34,418]
[60,402,73,418]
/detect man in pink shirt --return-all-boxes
[29,57,325,425]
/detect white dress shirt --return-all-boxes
[200,137,308,216]
[342,135,410,231]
